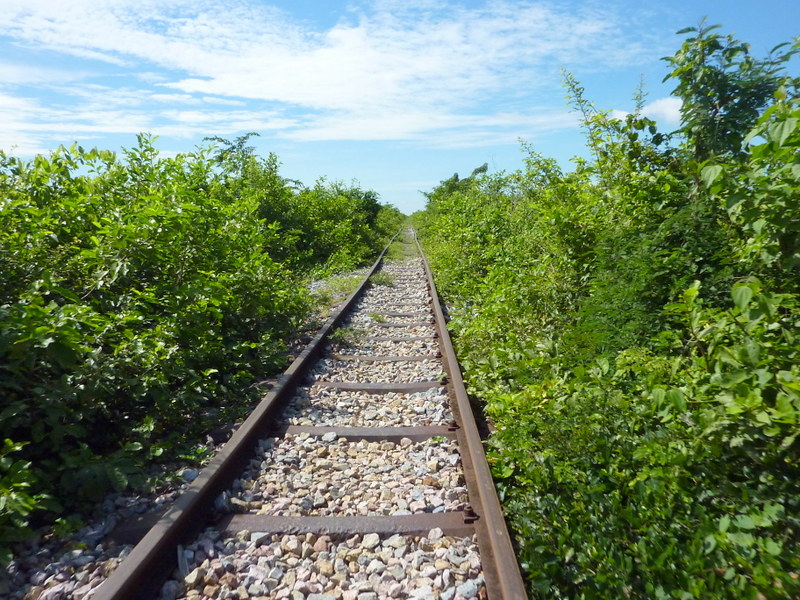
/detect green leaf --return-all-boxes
[735,514,755,530]
[683,281,701,304]
[495,463,515,478]
[716,370,750,387]
[731,285,753,311]
[744,338,760,365]
[666,388,687,412]
[106,465,128,492]
[764,538,782,555]
[755,411,771,425]
[752,219,766,235]
[728,531,755,547]
[767,117,798,146]
[700,164,723,188]
[651,388,666,408]
[719,515,731,533]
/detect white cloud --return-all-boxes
[0,60,92,84]
[0,0,663,149]
[0,84,299,145]
[612,97,683,128]
[0,86,155,153]
[285,108,579,146]
[641,97,682,126]
[0,92,49,154]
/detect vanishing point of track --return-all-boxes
[94,231,526,600]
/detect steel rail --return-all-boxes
[94,236,397,600]
[415,232,529,600]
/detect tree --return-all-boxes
[663,21,797,161]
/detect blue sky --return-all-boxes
[1,0,798,214]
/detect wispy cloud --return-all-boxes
[0,92,47,154]
[640,97,683,126]
[611,97,683,129]
[287,108,580,148]
[0,0,662,151]
[0,60,93,85]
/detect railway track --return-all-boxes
[94,231,526,600]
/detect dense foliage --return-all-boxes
[0,134,402,563]
[416,24,799,598]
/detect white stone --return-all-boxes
[456,580,479,599]
[427,527,444,542]
[361,533,381,549]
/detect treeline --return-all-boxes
[0,134,403,563]
[415,24,799,598]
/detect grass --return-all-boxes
[328,326,364,347]
[369,271,395,287]
[308,274,366,319]
[385,231,419,260]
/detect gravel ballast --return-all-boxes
[165,529,485,600]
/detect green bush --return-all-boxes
[0,440,52,566]
[415,25,800,599]
[0,134,397,563]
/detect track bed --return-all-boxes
[94,233,525,600]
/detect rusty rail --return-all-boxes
[416,232,528,599]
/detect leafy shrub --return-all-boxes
[0,134,397,563]
[0,440,52,566]
[415,25,800,599]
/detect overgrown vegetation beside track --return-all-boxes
[0,134,403,563]
[415,24,800,598]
